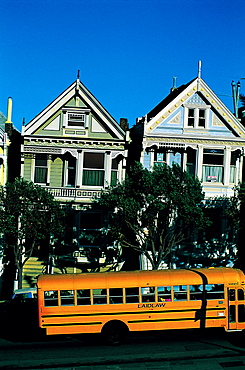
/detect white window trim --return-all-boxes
[183,104,210,129]
[62,108,90,129]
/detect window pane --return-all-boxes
[142,287,155,302]
[68,113,85,127]
[111,171,118,186]
[157,286,172,302]
[44,291,58,306]
[60,290,74,306]
[34,167,47,183]
[190,285,203,300]
[203,154,223,165]
[77,289,91,305]
[229,305,236,323]
[82,170,104,186]
[92,289,107,304]
[238,305,245,322]
[174,285,187,301]
[188,109,195,127]
[229,289,236,301]
[112,158,119,169]
[83,153,104,169]
[125,287,139,303]
[202,165,223,182]
[198,110,205,127]
[238,289,245,301]
[36,154,47,166]
[109,288,123,304]
[206,284,224,299]
[155,152,166,162]
[67,157,76,186]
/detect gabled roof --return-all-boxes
[143,76,245,139]
[146,79,195,122]
[23,79,125,140]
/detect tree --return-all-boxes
[0,178,64,289]
[95,162,209,270]
[224,182,245,272]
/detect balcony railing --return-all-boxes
[44,186,102,201]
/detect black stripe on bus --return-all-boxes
[43,322,102,327]
[128,316,226,324]
[41,307,225,319]
[42,314,226,328]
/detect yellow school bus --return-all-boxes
[37,267,245,344]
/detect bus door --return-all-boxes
[227,288,245,331]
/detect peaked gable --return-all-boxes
[144,77,245,140]
[23,79,125,141]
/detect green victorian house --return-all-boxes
[21,77,129,280]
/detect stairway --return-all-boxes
[22,257,83,288]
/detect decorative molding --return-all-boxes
[24,146,62,154]
[169,112,181,124]
[213,115,225,127]
[24,140,125,150]
[145,136,245,148]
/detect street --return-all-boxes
[0,328,244,369]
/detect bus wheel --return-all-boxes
[102,321,128,345]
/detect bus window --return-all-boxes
[228,289,236,302]
[77,289,91,305]
[157,286,172,302]
[190,285,203,300]
[93,289,107,304]
[238,305,245,322]
[174,286,187,301]
[142,287,155,302]
[60,290,74,306]
[44,291,58,306]
[229,305,236,323]
[125,287,139,303]
[238,289,245,301]
[206,284,224,299]
[109,288,123,304]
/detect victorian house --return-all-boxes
[130,70,245,268]
[21,78,128,279]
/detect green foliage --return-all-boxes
[0,177,64,287]
[95,162,208,269]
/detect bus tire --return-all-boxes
[102,320,128,345]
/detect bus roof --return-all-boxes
[37,268,245,291]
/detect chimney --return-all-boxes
[170,77,177,92]
[5,97,13,137]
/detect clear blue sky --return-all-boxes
[1,0,244,131]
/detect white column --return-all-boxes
[31,156,35,182]
[196,145,203,181]
[47,155,52,186]
[149,150,154,169]
[105,152,111,186]
[182,151,187,172]
[194,108,198,128]
[224,147,231,186]
[238,153,243,183]
[76,151,83,187]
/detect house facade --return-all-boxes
[130,73,245,268]
[21,78,128,275]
